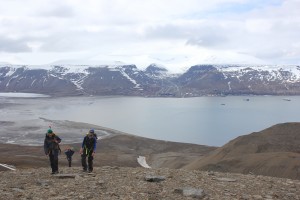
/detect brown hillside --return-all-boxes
[0,134,215,171]
[0,118,215,172]
[183,123,300,180]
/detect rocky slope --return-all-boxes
[184,123,300,180]
[1,167,300,200]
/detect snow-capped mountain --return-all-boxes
[1,64,300,97]
[144,64,169,79]
[176,64,300,96]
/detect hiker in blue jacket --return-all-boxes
[80,129,97,172]
[44,128,61,174]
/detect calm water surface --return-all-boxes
[41,96,300,146]
[1,95,300,146]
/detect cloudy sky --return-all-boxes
[0,0,299,72]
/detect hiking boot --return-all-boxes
[82,169,87,172]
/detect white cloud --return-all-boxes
[0,0,299,72]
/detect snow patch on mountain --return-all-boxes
[4,68,17,77]
[119,68,141,89]
[50,65,90,75]
[217,64,300,83]
[145,63,171,79]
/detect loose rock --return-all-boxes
[0,167,299,200]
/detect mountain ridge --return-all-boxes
[1,63,300,97]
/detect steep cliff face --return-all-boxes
[1,64,300,96]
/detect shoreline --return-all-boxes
[1,117,216,147]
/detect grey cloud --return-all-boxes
[144,24,190,39]
[0,37,32,53]
[39,36,82,52]
[253,48,300,61]
[254,51,286,59]
[36,4,75,18]
[186,34,228,48]
[39,32,108,52]
[38,26,142,52]
[0,0,299,67]
[143,22,229,47]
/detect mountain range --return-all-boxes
[1,63,300,96]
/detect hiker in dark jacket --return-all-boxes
[44,129,61,174]
[64,148,75,167]
[80,129,97,172]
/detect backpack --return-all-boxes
[93,133,98,140]
[86,132,98,144]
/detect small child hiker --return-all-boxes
[64,148,75,167]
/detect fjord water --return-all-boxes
[1,95,300,146]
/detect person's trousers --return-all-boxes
[67,157,72,167]
[49,150,59,172]
[81,152,93,171]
